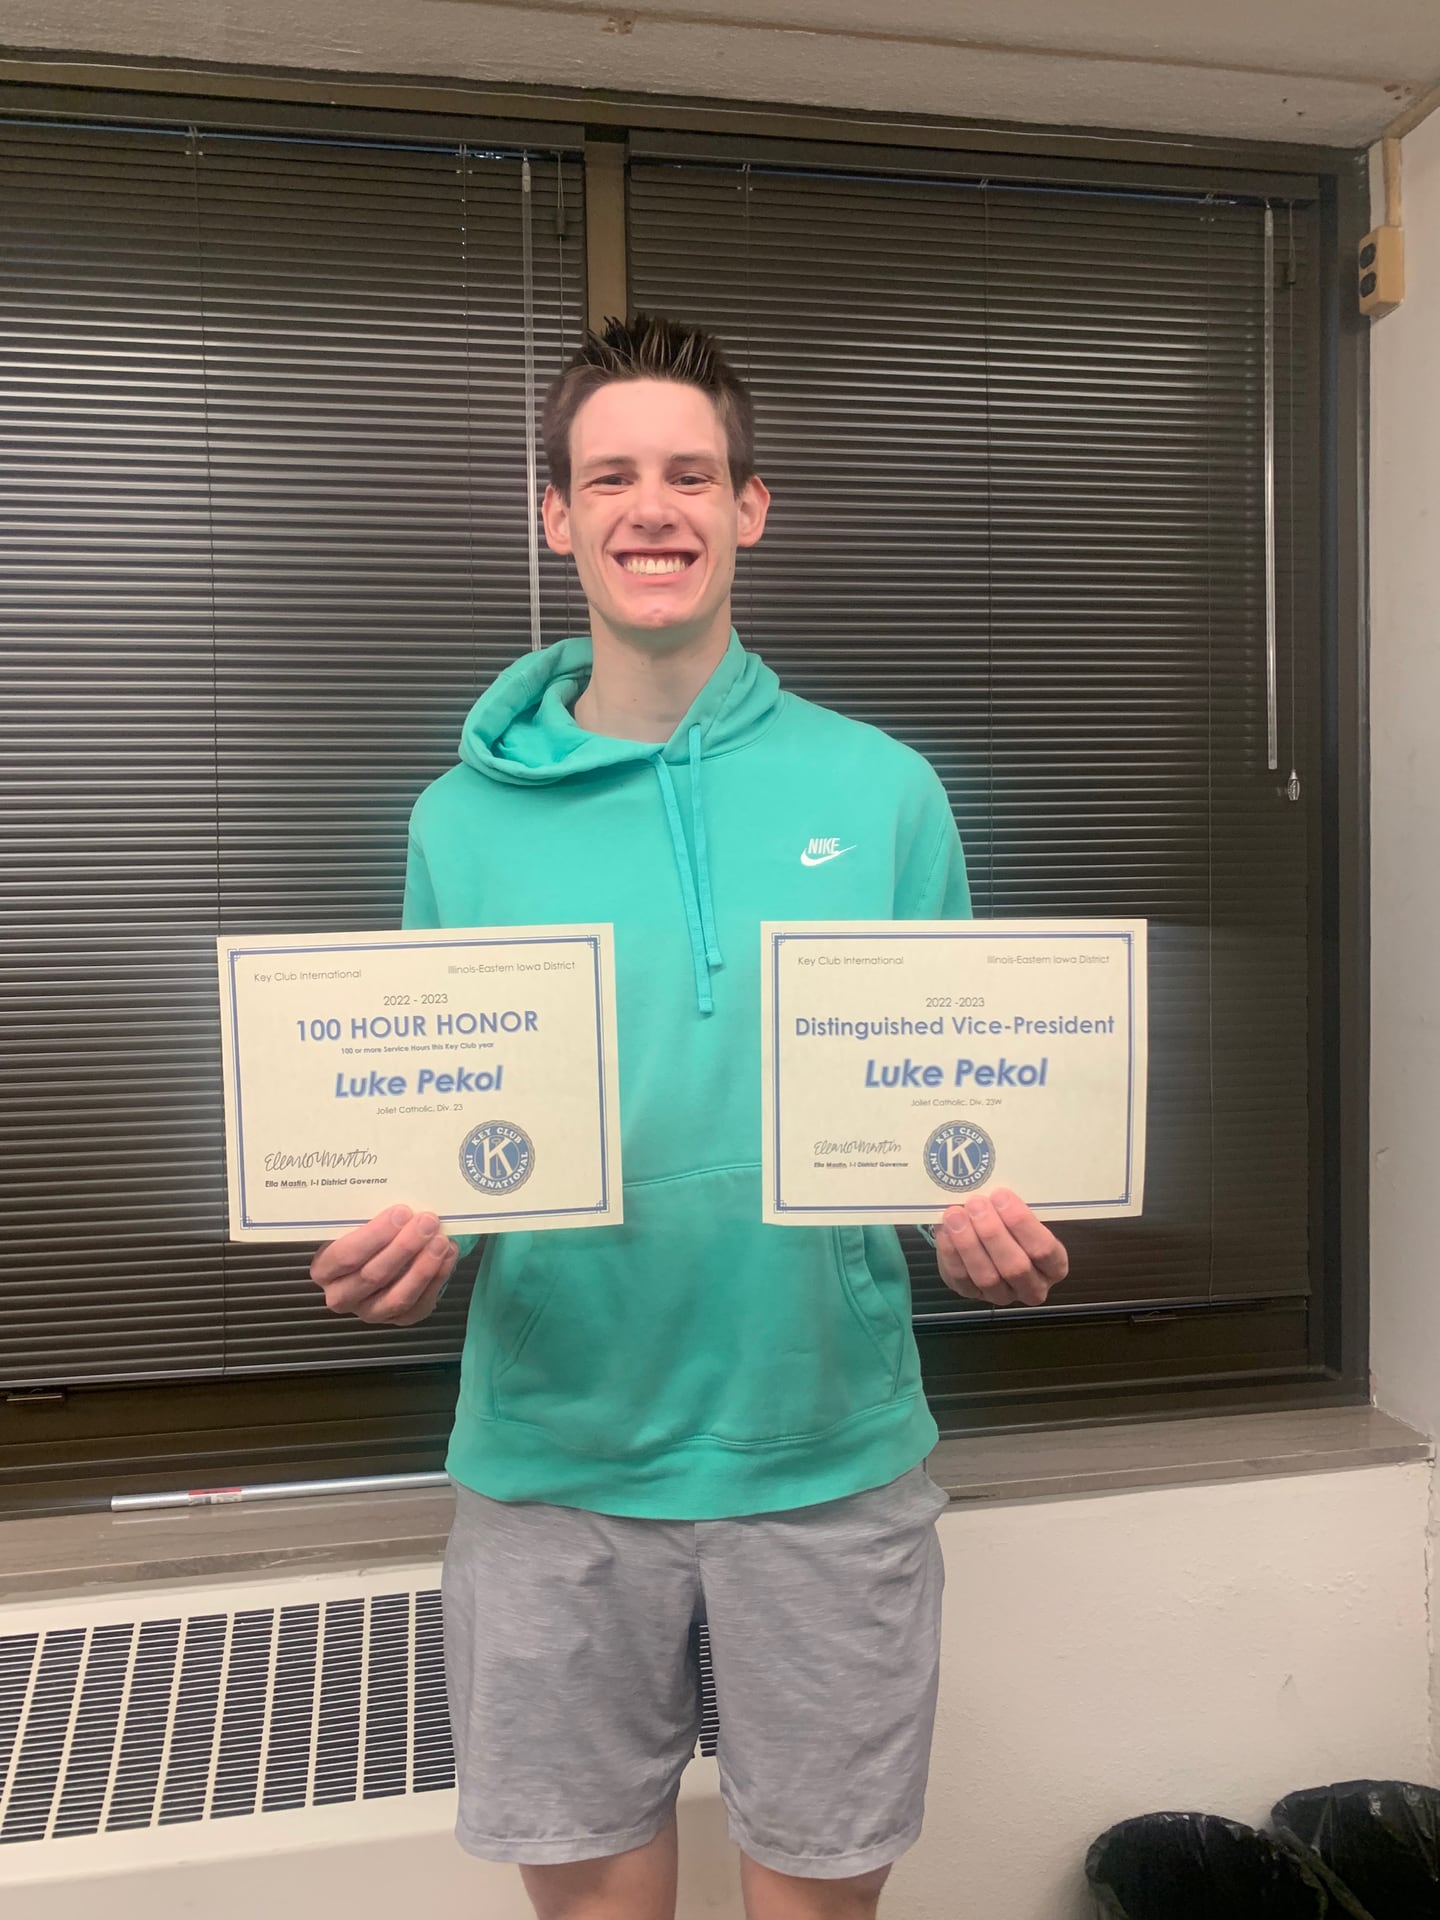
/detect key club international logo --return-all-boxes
[923,1120,996,1193]
[459,1120,534,1194]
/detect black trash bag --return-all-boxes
[1086,1811,1338,1918]
[1274,1781,1440,1919]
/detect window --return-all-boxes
[0,109,584,1501]
[627,144,1346,1426]
[0,87,1365,1506]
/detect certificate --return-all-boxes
[217,926,622,1240]
[761,920,1146,1224]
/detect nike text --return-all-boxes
[800,837,856,867]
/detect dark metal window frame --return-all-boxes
[0,63,1369,1511]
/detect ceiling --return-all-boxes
[1,0,1438,146]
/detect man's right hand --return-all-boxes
[310,1205,459,1327]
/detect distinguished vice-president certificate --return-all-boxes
[762,920,1147,1224]
[217,926,622,1240]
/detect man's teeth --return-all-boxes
[619,555,690,575]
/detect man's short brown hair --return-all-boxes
[542,313,756,497]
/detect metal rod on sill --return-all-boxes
[111,1470,451,1512]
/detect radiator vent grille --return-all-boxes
[1,1592,720,1847]
[0,1588,454,1845]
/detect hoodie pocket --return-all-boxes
[483,1231,558,1390]
[834,1224,906,1387]
[478,1167,919,1457]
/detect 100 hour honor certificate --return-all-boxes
[217,925,622,1240]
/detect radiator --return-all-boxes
[0,1564,741,1919]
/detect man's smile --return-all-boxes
[612,550,699,576]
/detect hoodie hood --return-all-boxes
[457,632,784,1014]
[458,630,783,785]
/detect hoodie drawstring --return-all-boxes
[653,724,724,1016]
[689,725,724,972]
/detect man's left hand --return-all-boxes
[934,1188,1069,1307]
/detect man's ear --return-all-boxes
[542,482,572,555]
[736,474,771,550]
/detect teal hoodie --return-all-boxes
[404,633,971,1519]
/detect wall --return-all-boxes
[4,1464,1427,1920]
[895,1464,1431,1918]
[0,0,1414,147]
[1370,113,1440,1440]
[1369,106,1440,1743]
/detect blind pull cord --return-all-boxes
[1262,202,1279,776]
[1285,203,1301,805]
[522,154,543,653]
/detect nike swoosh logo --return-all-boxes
[800,845,857,867]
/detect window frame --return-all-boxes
[0,66,1370,1509]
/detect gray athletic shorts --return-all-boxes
[442,1466,948,1880]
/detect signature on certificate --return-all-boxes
[263,1147,379,1173]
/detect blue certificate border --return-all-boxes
[227,934,613,1231]
[769,928,1138,1216]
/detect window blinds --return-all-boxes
[0,119,584,1385]
[629,156,1319,1320]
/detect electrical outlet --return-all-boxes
[1359,225,1404,317]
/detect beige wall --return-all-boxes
[1370,112,1440,1461]
[897,1465,1431,1918]
[5,1466,1429,1919]
[1370,103,1440,1757]
[0,0,1415,145]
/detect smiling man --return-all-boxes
[310,316,1069,1920]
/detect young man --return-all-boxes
[311,316,1069,1920]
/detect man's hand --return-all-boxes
[310,1205,459,1327]
[933,1187,1068,1308]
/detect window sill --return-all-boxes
[929,1404,1430,1505]
[0,1407,1427,1605]
[0,1483,456,1605]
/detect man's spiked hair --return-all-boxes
[542,312,756,497]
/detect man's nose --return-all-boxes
[627,476,673,526]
